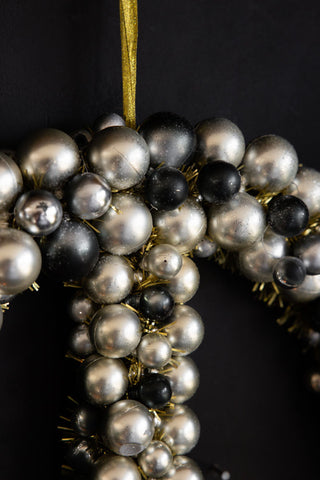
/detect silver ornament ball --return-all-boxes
[88,126,150,190]
[167,256,200,303]
[85,254,134,304]
[285,167,320,217]
[195,117,245,167]
[193,237,217,258]
[164,305,204,356]
[280,274,320,303]
[161,405,200,455]
[69,324,94,357]
[93,456,141,480]
[94,193,153,255]
[0,152,23,212]
[14,189,63,236]
[138,440,173,478]
[153,198,207,254]
[294,234,320,275]
[141,244,182,279]
[91,304,141,358]
[69,292,94,323]
[162,456,204,480]
[102,399,155,456]
[137,333,172,368]
[164,356,200,404]
[0,228,42,295]
[208,192,266,251]
[93,113,126,133]
[243,134,298,192]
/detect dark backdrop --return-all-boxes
[0,1,319,479]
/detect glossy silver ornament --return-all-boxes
[91,304,141,358]
[83,356,128,406]
[285,167,320,217]
[239,228,288,282]
[93,455,141,480]
[294,234,320,275]
[164,356,200,404]
[160,405,200,455]
[195,118,245,167]
[141,244,182,279]
[153,198,207,254]
[94,193,153,255]
[280,274,320,303]
[164,305,204,356]
[14,190,63,236]
[162,456,204,480]
[69,324,94,357]
[0,228,42,295]
[0,152,23,212]
[65,173,111,220]
[88,126,150,190]
[243,134,298,192]
[85,254,134,304]
[193,237,217,258]
[69,292,94,323]
[138,440,173,478]
[94,113,126,132]
[102,399,155,456]
[208,192,265,251]
[167,256,200,303]
[17,128,80,190]
[137,333,172,368]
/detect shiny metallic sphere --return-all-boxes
[294,234,320,275]
[83,356,128,406]
[138,440,173,478]
[239,228,288,282]
[153,198,207,254]
[85,254,134,304]
[93,455,141,480]
[69,292,95,323]
[94,193,153,255]
[65,172,112,220]
[208,192,266,251]
[193,237,217,258]
[280,274,320,303]
[91,304,141,358]
[141,244,182,279]
[93,113,126,132]
[195,117,245,167]
[285,167,320,217]
[0,152,23,212]
[164,305,204,356]
[164,356,200,404]
[69,324,94,357]
[167,256,200,303]
[243,134,298,192]
[14,190,63,236]
[88,126,150,190]
[137,333,172,368]
[162,456,204,480]
[0,228,42,295]
[102,399,155,456]
[161,405,200,454]
[17,128,80,190]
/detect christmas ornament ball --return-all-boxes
[267,194,309,237]
[138,373,172,409]
[164,356,200,404]
[141,243,182,279]
[164,305,204,356]
[137,333,172,368]
[160,405,200,455]
[138,440,173,478]
[145,166,189,211]
[0,152,23,212]
[197,160,241,204]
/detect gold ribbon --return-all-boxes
[119,0,138,129]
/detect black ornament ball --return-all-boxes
[197,160,241,203]
[267,194,309,237]
[71,403,100,437]
[65,438,96,474]
[145,166,189,211]
[123,293,141,311]
[140,285,175,321]
[138,373,172,409]
[273,256,306,289]
[139,112,196,168]
[41,216,99,282]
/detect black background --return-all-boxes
[0,1,320,479]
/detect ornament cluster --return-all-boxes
[2,111,320,479]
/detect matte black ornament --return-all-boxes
[140,285,175,321]
[267,194,309,237]
[197,160,241,204]
[145,166,189,211]
[138,373,172,409]
[71,403,100,437]
[139,112,196,168]
[273,256,306,289]
[65,438,96,474]
[41,216,99,282]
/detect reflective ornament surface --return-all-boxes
[69,324,94,357]
[294,234,320,275]
[91,304,141,358]
[193,237,217,258]
[273,256,306,289]
[93,455,141,480]
[14,189,63,236]
[95,193,153,255]
[154,198,207,254]
[71,403,99,438]
[88,126,150,190]
[139,285,174,321]
[208,192,266,251]
[146,166,189,210]
[195,117,245,167]
[164,305,204,356]
[137,333,172,368]
[17,128,80,190]
[102,399,155,456]
[138,373,172,409]
[197,160,241,203]
[167,257,200,303]
[141,244,182,279]
[93,112,126,132]
[243,134,298,191]
[162,456,204,480]
[69,292,95,323]
[280,274,320,303]
[0,152,23,212]
[164,356,200,404]
[0,228,42,295]
[83,356,128,406]
[161,405,200,454]
[138,441,173,478]
[85,254,134,304]
[286,167,320,217]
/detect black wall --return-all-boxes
[0,1,319,479]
